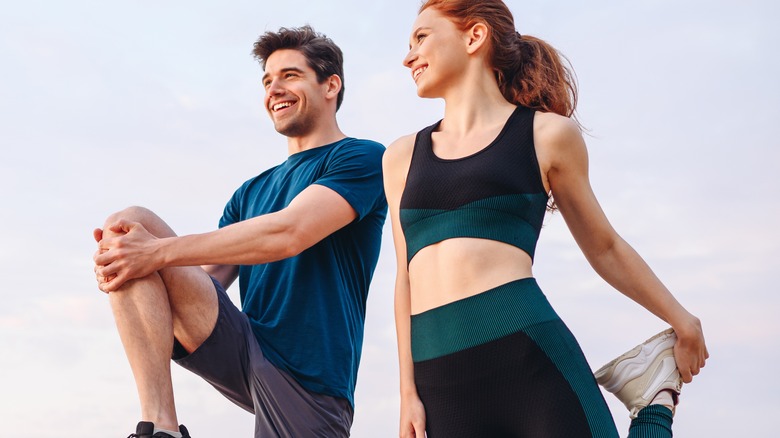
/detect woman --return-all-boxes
[382,0,709,437]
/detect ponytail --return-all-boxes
[502,33,578,119]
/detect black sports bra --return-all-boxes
[399,106,549,264]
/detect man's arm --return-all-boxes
[202,264,239,290]
[94,184,357,291]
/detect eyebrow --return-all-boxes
[262,66,306,82]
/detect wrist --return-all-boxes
[154,236,175,269]
[669,312,702,339]
[400,384,419,400]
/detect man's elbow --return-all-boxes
[276,227,311,259]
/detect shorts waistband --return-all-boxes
[410,277,560,362]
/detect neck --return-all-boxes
[286,122,346,155]
[439,64,515,135]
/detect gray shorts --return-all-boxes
[173,277,353,437]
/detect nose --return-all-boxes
[403,48,417,68]
[266,78,283,95]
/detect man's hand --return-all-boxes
[93,220,164,292]
[92,228,111,293]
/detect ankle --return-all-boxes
[153,427,183,438]
[140,407,179,432]
[650,389,677,413]
[130,421,189,438]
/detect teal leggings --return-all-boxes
[630,405,674,437]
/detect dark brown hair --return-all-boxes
[252,25,346,110]
[420,0,578,118]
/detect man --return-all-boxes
[93,25,387,437]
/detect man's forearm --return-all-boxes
[159,214,301,268]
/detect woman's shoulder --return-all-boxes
[383,132,416,166]
[534,111,582,145]
[533,111,588,175]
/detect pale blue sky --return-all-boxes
[1,1,777,436]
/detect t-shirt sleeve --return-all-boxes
[218,185,244,229]
[314,139,386,221]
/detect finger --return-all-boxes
[96,261,121,279]
[97,277,111,294]
[97,272,116,282]
[93,247,108,263]
[95,234,116,258]
[107,219,137,235]
[94,248,117,267]
[103,272,128,292]
[414,422,426,438]
[680,367,693,383]
[401,422,416,438]
[93,228,103,243]
[94,252,108,266]
[102,277,117,292]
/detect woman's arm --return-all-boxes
[383,134,427,438]
[535,112,708,382]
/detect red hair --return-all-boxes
[420,0,578,118]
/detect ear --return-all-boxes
[465,22,489,55]
[324,74,342,100]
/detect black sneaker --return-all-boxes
[128,421,191,438]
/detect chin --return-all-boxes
[275,121,312,138]
[414,83,429,97]
[414,81,441,99]
[416,88,438,99]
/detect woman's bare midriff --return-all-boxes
[408,237,534,315]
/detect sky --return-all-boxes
[0,0,778,436]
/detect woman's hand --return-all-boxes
[672,315,709,383]
[399,393,426,438]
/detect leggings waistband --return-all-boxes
[410,277,560,362]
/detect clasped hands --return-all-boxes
[92,220,161,293]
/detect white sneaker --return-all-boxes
[594,328,682,419]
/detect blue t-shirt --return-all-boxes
[219,137,387,407]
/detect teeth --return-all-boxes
[413,66,427,80]
[272,102,293,111]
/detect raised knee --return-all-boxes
[101,206,175,239]
[103,206,152,228]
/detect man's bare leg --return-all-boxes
[100,206,219,431]
[110,273,179,430]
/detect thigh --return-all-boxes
[174,281,354,436]
[412,279,618,438]
[250,361,354,438]
[173,279,256,412]
[416,329,598,438]
[161,264,219,352]
[103,206,219,351]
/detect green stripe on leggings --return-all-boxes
[524,321,620,438]
[410,278,558,362]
